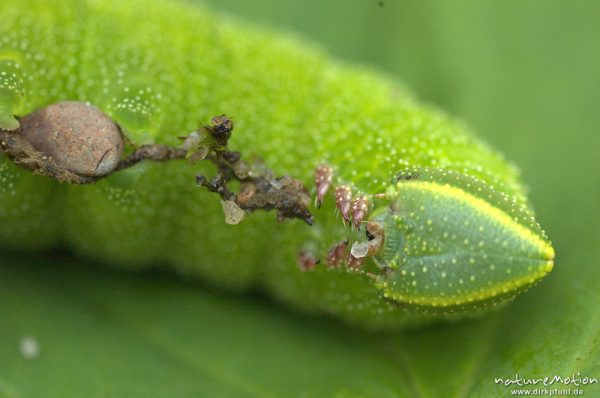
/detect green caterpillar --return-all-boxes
[0,0,554,328]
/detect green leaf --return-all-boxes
[0,255,415,398]
[1,246,599,397]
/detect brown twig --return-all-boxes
[116,144,187,170]
[1,105,314,225]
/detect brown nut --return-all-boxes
[18,101,124,177]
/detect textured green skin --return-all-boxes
[0,0,550,328]
[370,168,553,314]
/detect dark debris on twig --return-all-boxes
[192,116,313,225]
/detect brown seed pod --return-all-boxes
[22,101,124,176]
[11,101,124,180]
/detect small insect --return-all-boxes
[334,185,353,223]
[326,239,348,268]
[314,164,333,208]
[1,101,124,183]
[351,195,369,229]
[297,250,320,271]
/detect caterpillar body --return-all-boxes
[0,0,554,328]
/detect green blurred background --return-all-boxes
[2,1,599,397]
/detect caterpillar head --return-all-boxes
[367,168,555,314]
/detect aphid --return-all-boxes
[314,164,333,208]
[351,195,369,229]
[334,185,353,223]
[326,239,348,268]
[297,250,320,271]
